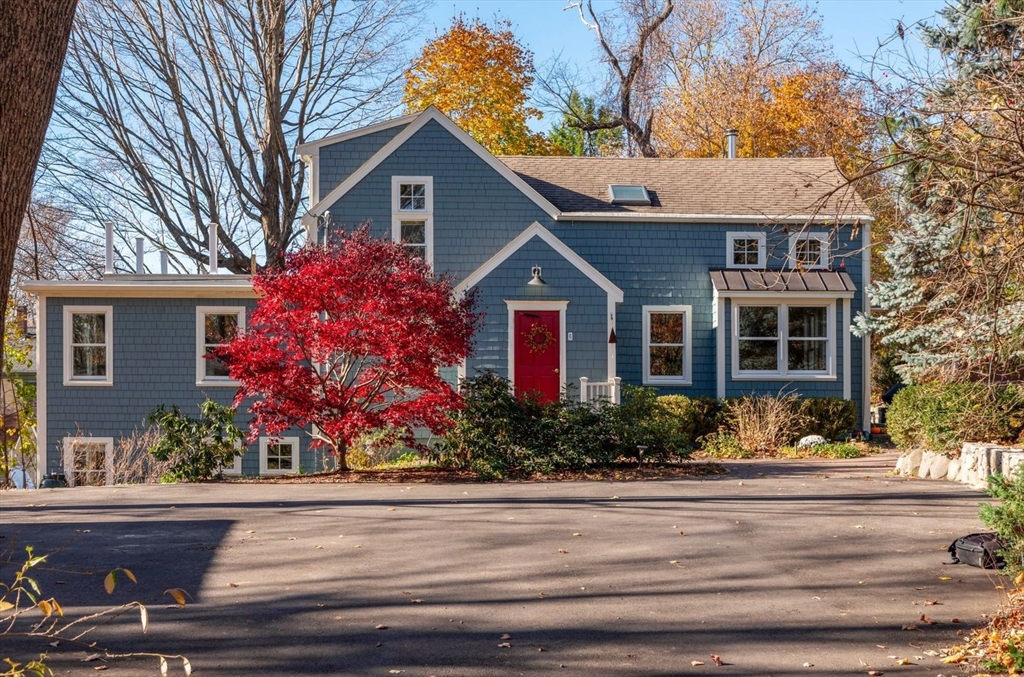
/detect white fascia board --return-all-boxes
[714,289,856,300]
[304,107,561,226]
[21,276,255,298]
[455,221,624,303]
[558,212,874,224]
[295,113,419,156]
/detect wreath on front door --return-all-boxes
[526,323,555,354]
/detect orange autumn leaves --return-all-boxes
[403,17,549,156]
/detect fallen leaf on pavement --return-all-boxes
[500,634,512,640]
[893,658,913,665]
[902,624,918,631]
[867,671,883,676]
[923,599,941,606]
[691,660,704,666]
[498,642,511,648]
[919,614,936,625]
[710,654,724,666]
[376,624,389,630]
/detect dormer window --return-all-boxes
[609,184,651,205]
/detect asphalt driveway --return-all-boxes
[0,453,1007,676]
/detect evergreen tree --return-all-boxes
[854,0,1023,382]
[548,91,624,156]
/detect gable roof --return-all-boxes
[295,113,418,157]
[498,156,871,223]
[455,222,624,303]
[302,107,560,227]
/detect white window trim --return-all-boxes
[259,436,300,475]
[505,300,568,394]
[196,306,246,386]
[731,300,836,381]
[787,232,830,270]
[391,176,434,266]
[726,232,766,269]
[63,306,113,386]
[63,437,114,487]
[642,305,692,385]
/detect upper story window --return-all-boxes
[609,184,651,205]
[391,176,433,265]
[196,306,245,386]
[733,302,834,379]
[63,306,113,386]
[788,233,830,269]
[642,305,692,385]
[726,232,766,269]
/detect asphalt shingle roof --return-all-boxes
[497,156,869,220]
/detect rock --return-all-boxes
[928,455,951,480]
[797,435,827,449]
[918,451,935,479]
[946,457,960,481]
[896,448,923,476]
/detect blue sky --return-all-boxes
[423,0,947,122]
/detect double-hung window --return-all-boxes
[196,307,245,385]
[734,303,833,378]
[788,233,830,269]
[726,232,766,269]
[63,306,113,386]
[391,176,433,265]
[642,305,692,385]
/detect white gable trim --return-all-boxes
[302,107,561,227]
[295,113,418,156]
[454,222,623,303]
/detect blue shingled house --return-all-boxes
[24,106,871,485]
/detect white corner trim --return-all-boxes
[36,296,47,484]
[455,222,624,303]
[195,306,246,386]
[715,293,725,399]
[63,437,115,487]
[641,305,693,386]
[862,219,873,431]
[259,436,301,475]
[843,298,852,400]
[63,305,113,386]
[726,231,767,269]
[505,300,568,393]
[787,232,831,270]
[303,107,560,226]
[295,112,418,155]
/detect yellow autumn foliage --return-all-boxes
[403,16,549,156]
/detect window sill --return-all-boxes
[63,379,114,387]
[196,379,241,387]
[642,378,692,386]
[731,373,836,381]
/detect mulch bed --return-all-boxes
[230,461,726,484]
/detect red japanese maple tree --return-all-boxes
[220,228,479,471]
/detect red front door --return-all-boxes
[514,310,561,403]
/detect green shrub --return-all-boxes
[888,383,1024,450]
[979,467,1024,576]
[699,431,749,458]
[798,397,858,441]
[657,395,723,442]
[435,374,691,477]
[796,442,863,459]
[147,400,244,482]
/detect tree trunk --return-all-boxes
[0,0,78,335]
[335,438,349,473]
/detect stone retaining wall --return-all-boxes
[894,443,1024,489]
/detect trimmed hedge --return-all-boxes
[887,383,1024,451]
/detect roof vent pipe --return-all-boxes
[135,237,145,274]
[725,128,738,159]
[209,222,219,275]
[104,222,115,275]
[159,250,168,274]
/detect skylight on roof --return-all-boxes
[609,184,651,205]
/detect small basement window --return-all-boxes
[608,184,651,205]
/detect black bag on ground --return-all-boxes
[947,532,1005,569]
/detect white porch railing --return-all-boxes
[579,377,622,405]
